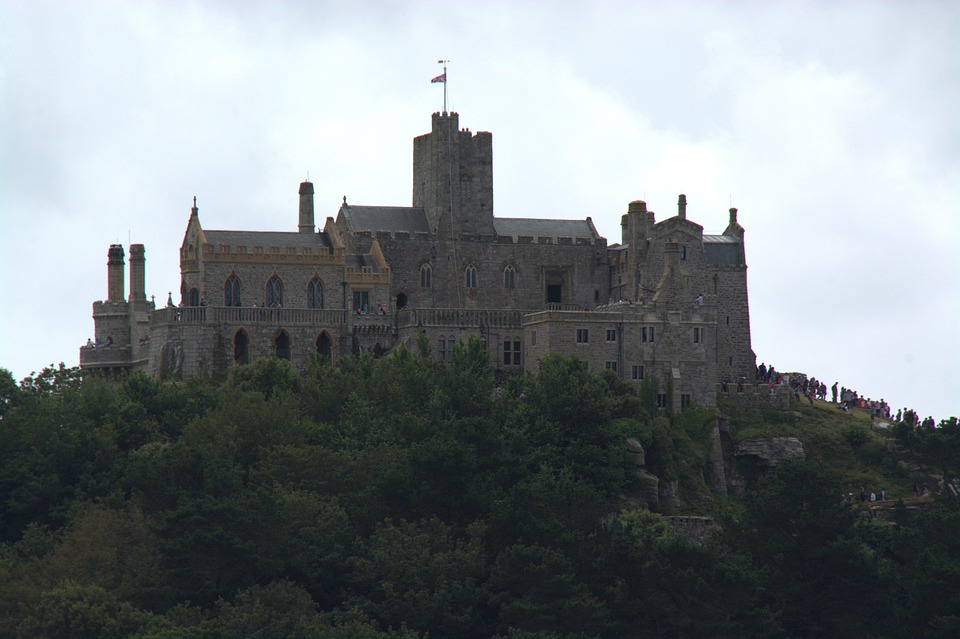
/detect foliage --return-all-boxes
[0,356,956,637]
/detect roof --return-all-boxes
[340,206,430,234]
[703,234,741,266]
[494,217,599,241]
[204,230,332,249]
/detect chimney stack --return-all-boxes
[107,244,125,302]
[678,194,687,219]
[299,181,315,233]
[129,244,146,301]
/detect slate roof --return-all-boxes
[340,206,430,234]
[703,234,741,266]
[203,230,332,249]
[493,218,599,241]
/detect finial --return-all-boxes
[343,195,347,205]
[193,196,196,207]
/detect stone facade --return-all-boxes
[80,111,756,409]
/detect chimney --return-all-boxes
[299,181,315,233]
[129,244,146,300]
[729,207,738,226]
[107,244,125,302]
[678,194,687,219]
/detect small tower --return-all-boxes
[299,181,315,233]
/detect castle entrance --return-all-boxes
[234,330,249,365]
[275,330,291,360]
[316,332,331,359]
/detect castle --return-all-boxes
[80,111,756,409]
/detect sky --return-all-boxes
[1,0,957,421]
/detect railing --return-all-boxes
[397,308,523,329]
[79,345,133,366]
[152,306,348,326]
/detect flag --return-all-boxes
[431,73,446,84]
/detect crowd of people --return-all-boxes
[754,361,938,428]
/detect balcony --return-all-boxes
[151,306,348,327]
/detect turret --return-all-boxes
[107,244,125,302]
[129,244,145,301]
[299,181,315,233]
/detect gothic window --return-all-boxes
[693,327,703,344]
[464,265,477,289]
[224,275,241,307]
[187,288,199,307]
[420,263,432,289]
[503,265,516,289]
[266,275,283,308]
[307,277,324,309]
[316,332,332,359]
[681,394,692,409]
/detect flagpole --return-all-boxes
[438,59,448,113]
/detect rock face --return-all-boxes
[626,437,646,466]
[734,437,805,467]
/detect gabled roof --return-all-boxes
[339,206,430,235]
[494,217,599,241]
[203,230,333,249]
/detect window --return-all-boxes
[606,328,617,342]
[503,265,516,289]
[307,277,324,309]
[438,338,446,362]
[503,339,521,366]
[656,393,668,409]
[224,275,241,307]
[531,331,537,346]
[266,275,283,308]
[420,263,432,289]
[631,365,644,380]
[693,327,702,344]
[605,361,618,373]
[465,265,477,289]
[681,394,692,409]
[641,326,655,343]
[576,328,589,344]
[680,245,687,261]
[353,291,370,313]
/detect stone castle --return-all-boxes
[80,111,756,409]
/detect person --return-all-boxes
[695,293,703,305]
[870,491,876,502]
[86,338,94,347]
[880,487,886,501]
[831,382,839,403]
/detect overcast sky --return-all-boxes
[1,0,957,420]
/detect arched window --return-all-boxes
[224,275,241,307]
[464,265,477,289]
[307,277,324,309]
[187,288,199,306]
[420,263,432,289]
[266,275,283,308]
[503,265,516,289]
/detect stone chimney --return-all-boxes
[107,244,125,302]
[729,207,737,226]
[129,244,146,301]
[678,194,687,219]
[299,181,315,233]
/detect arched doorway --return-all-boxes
[396,292,407,309]
[275,330,291,360]
[234,330,250,365]
[316,332,331,359]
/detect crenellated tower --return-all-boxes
[413,112,494,237]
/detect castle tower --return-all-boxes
[129,244,146,301]
[299,181,315,233]
[107,244,125,302]
[620,200,652,300]
[413,112,494,237]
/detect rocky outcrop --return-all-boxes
[734,437,805,467]
[626,437,645,466]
